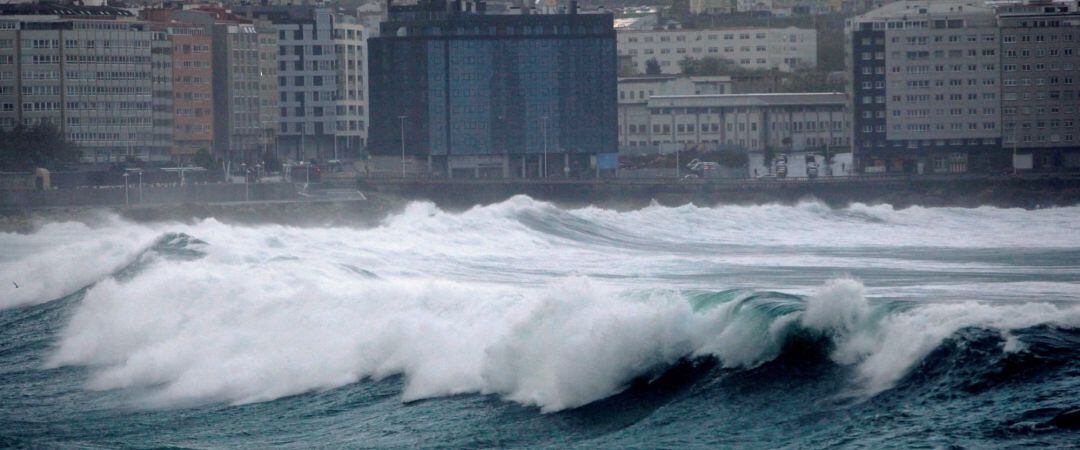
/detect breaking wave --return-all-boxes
[1,196,1075,414]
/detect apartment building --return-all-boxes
[848,0,1003,174]
[333,16,369,157]
[149,27,173,162]
[619,92,849,156]
[617,27,817,75]
[994,0,1080,171]
[0,5,154,165]
[241,6,337,162]
[154,22,214,162]
[236,6,371,162]
[172,7,279,164]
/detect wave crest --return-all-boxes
[43,263,1080,411]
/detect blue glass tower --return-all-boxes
[367,0,617,178]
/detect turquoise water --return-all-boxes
[1,197,1078,447]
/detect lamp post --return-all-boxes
[675,146,681,179]
[240,163,248,202]
[137,170,143,204]
[542,115,548,178]
[122,172,130,207]
[398,115,407,179]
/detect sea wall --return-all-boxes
[0,182,298,209]
[371,176,1080,210]
[3,176,1078,233]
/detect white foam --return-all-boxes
[6,197,1079,411]
[792,278,1080,394]
[0,218,162,309]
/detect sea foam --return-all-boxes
[6,197,1079,411]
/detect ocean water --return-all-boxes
[1,196,1078,448]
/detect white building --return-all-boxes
[617,27,817,75]
[848,0,1003,174]
[620,91,851,157]
[333,15,368,158]
[0,6,155,165]
[242,6,370,162]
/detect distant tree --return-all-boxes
[763,143,779,175]
[0,122,80,171]
[679,56,770,77]
[193,147,214,169]
[665,0,692,21]
[645,58,663,75]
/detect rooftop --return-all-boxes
[854,0,994,21]
[648,92,847,107]
[0,4,135,17]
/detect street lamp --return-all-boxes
[398,115,408,179]
[241,163,249,202]
[541,115,548,179]
[122,172,130,207]
[676,146,681,179]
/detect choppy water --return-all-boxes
[1,196,1079,448]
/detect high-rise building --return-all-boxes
[993,0,1080,171]
[149,27,174,163]
[172,7,279,165]
[237,5,371,162]
[240,6,337,162]
[848,0,1003,174]
[0,4,155,165]
[367,0,618,179]
[333,15,369,159]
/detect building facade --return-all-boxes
[0,5,154,165]
[367,0,618,178]
[174,7,279,165]
[618,75,733,153]
[243,6,337,162]
[238,6,370,162]
[149,26,174,163]
[994,0,1080,171]
[619,92,849,156]
[617,27,817,75]
[848,0,1004,174]
[333,15,369,158]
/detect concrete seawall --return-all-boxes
[2,175,1077,233]
[0,182,299,209]
[370,175,1080,210]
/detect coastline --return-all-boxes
[2,175,1078,233]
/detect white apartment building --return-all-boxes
[0,7,155,164]
[243,6,370,161]
[617,27,817,75]
[333,16,368,157]
[248,6,339,162]
[993,0,1080,171]
[848,0,1003,174]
